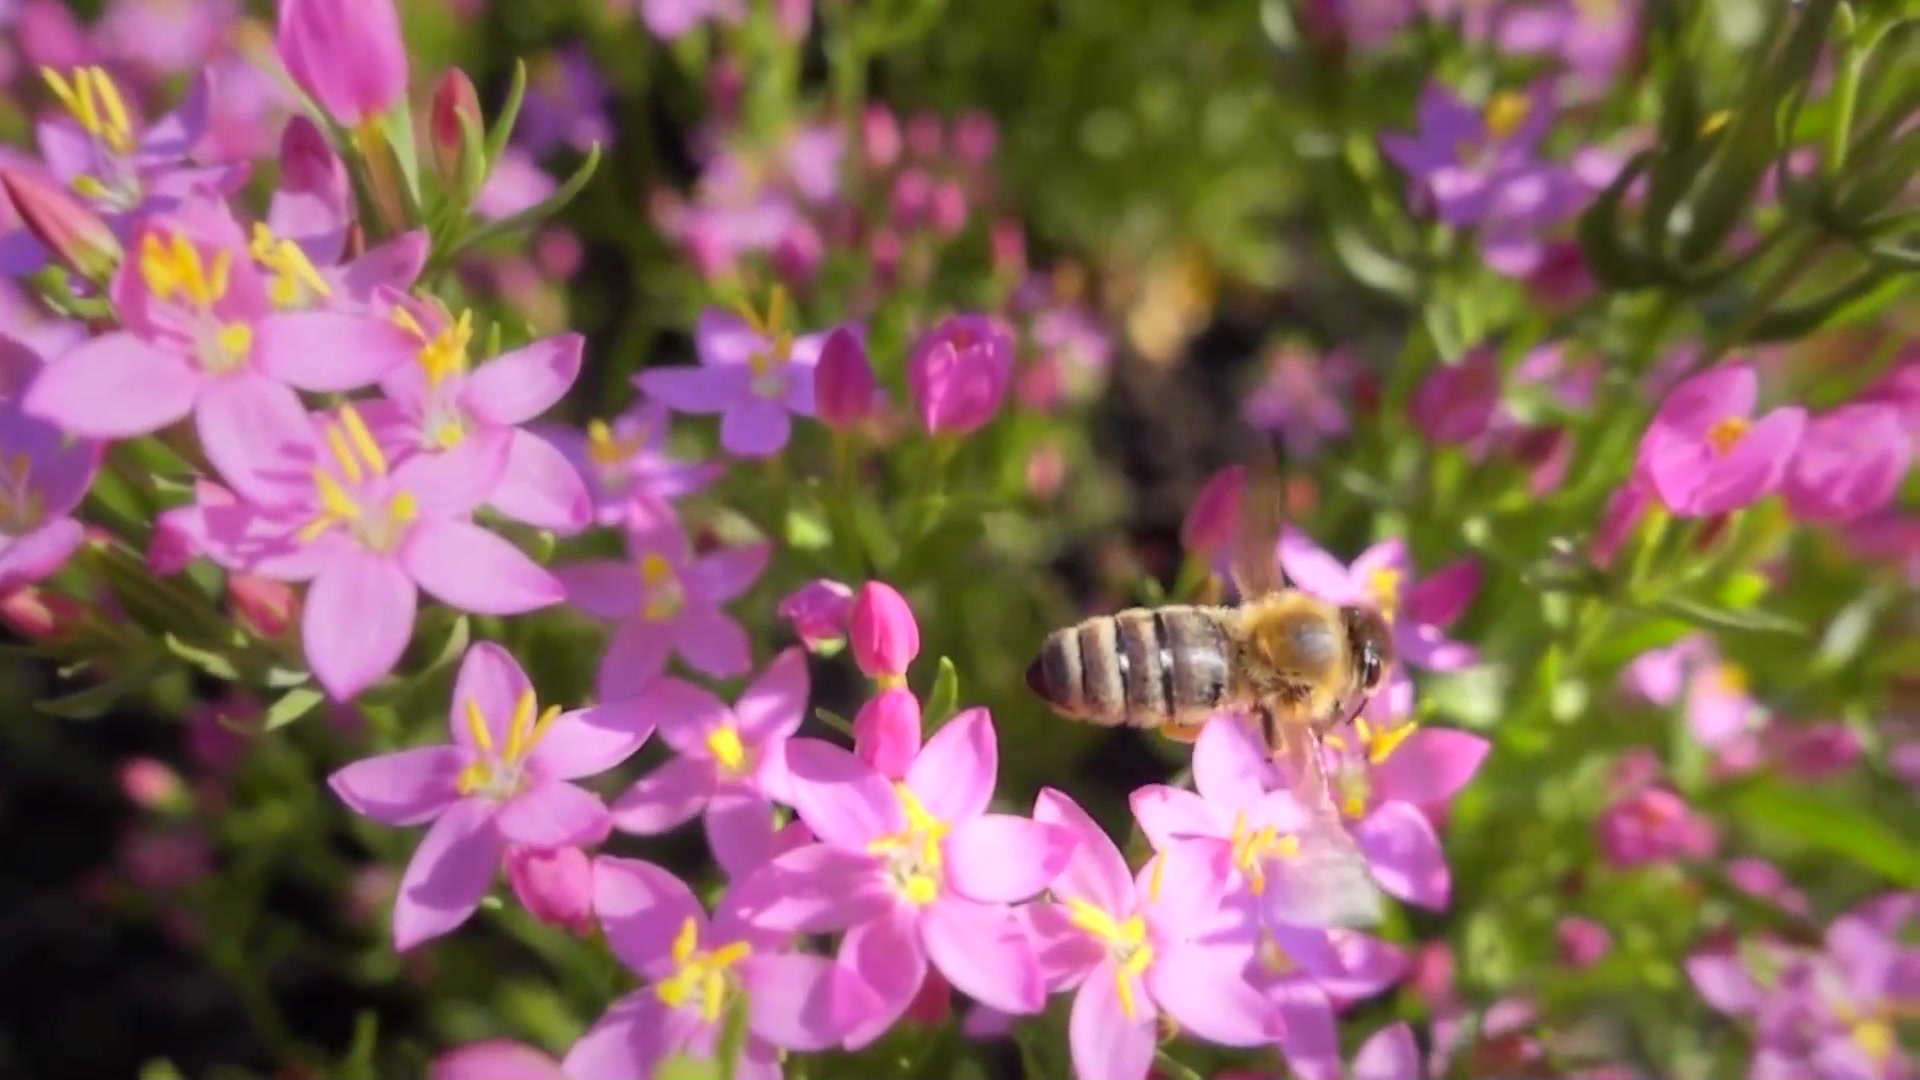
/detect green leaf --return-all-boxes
[654,1055,722,1080]
[161,633,239,680]
[338,1010,380,1080]
[813,707,854,736]
[1648,595,1806,637]
[36,651,169,720]
[262,686,327,732]
[451,142,602,256]
[138,1061,185,1080]
[1731,782,1920,887]
[784,506,832,551]
[716,989,750,1080]
[924,656,960,728]
[484,59,529,169]
[1576,149,1663,289]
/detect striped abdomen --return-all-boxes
[1025,606,1234,728]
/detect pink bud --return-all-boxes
[1555,917,1612,968]
[952,109,999,166]
[0,587,88,640]
[535,228,585,278]
[903,966,952,1026]
[928,179,968,238]
[503,846,595,936]
[430,1040,568,1080]
[1412,346,1502,446]
[890,168,933,226]
[428,67,482,182]
[906,314,1014,436]
[0,167,122,281]
[869,226,904,281]
[863,105,902,171]
[850,581,919,681]
[773,219,823,285]
[1181,465,1245,559]
[1781,402,1912,523]
[855,689,923,779]
[275,0,411,128]
[815,328,876,430]
[777,578,855,650]
[905,112,944,160]
[1765,722,1863,782]
[990,218,1026,279]
[1026,442,1067,500]
[230,574,299,640]
[120,758,187,812]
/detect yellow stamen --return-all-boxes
[338,405,389,477]
[42,66,135,156]
[1147,851,1166,904]
[1368,567,1402,623]
[1706,663,1748,696]
[502,688,538,762]
[902,875,939,905]
[586,419,629,466]
[312,469,361,522]
[1706,416,1749,456]
[250,224,333,307]
[1484,91,1530,141]
[1115,939,1155,1021]
[418,308,476,387]
[1065,898,1125,941]
[323,424,363,486]
[1365,720,1418,766]
[392,305,426,340]
[215,323,253,360]
[1854,1019,1893,1063]
[465,698,495,753]
[654,916,751,1023]
[137,231,230,310]
[1228,811,1301,895]
[707,725,748,774]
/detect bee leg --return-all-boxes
[1160,720,1209,744]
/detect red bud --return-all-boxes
[0,167,121,282]
[429,68,483,184]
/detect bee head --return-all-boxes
[1340,605,1394,694]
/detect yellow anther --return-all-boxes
[1854,1019,1893,1062]
[654,917,751,1022]
[215,323,253,360]
[1228,812,1301,895]
[1366,720,1418,766]
[323,424,363,485]
[1706,663,1748,696]
[312,469,361,522]
[465,698,495,753]
[1065,899,1125,942]
[1148,851,1166,904]
[418,308,476,387]
[641,553,674,585]
[1707,416,1749,456]
[707,725,748,774]
[1115,938,1155,1021]
[1701,110,1732,137]
[456,759,493,796]
[392,305,426,339]
[250,224,333,308]
[42,66,134,155]
[502,688,538,762]
[1368,567,1402,623]
[586,419,633,466]
[338,405,389,477]
[1484,91,1531,141]
[388,490,419,526]
[902,874,940,906]
[137,231,230,310]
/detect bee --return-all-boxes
[1024,447,1393,928]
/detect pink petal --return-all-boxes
[430,1039,567,1080]
[1129,785,1224,850]
[694,309,764,365]
[255,311,416,391]
[193,375,316,506]
[337,232,428,302]
[743,953,873,1052]
[1193,713,1275,808]
[496,780,611,849]
[1652,363,1756,439]
[735,647,808,742]
[1405,558,1480,628]
[704,788,784,878]
[921,898,1045,1015]
[596,617,671,701]
[0,519,85,595]
[526,698,655,780]
[463,334,583,426]
[729,842,893,935]
[303,552,417,701]
[637,365,746,414]
[906,707,996,822]
[555,559,643,620]
[450,641,533,750]
[1371,728,1489,808]
[393,798,503,951]
[1034,788,1134,915]
[637,677,734,756]
[402,519,564,615]
[1349,540,1409,588]
[561,997,675,1080]
[328,745,465,825]
[1355,801,1449,909]
[782,738,904,849]
[1685,946,1762,1014]
[593,855,704,978]
[1688,407,1806,515]
[392,432,512,517]
[1277,526,1358,602]
[1353,1021,1422,1080]
[1069,963,1158,1080]
[25,332,197,437]
[610,756,716,834]
[721,397,792,457]
[488,430,594,535]
[686,542,771,605]
[945,814,1078,904]
[1267,980,1344,1080]
[1149,942,1284,1047]
[837,908,926,1049]
[675,608,752,678]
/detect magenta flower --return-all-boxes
[1781,402,1912,523]
[732,709,1078,1041]
[1024,788,1282,1080]
[536,400,723,530]
[1249,922,1413,1080]
[1411,346,1502,447]
[815,327,877,430]
[850,580,919,683]
[639,0,747,41]
[183,399,564,700]
[906,314,1014,437]
[1637,363,1807,518]
[429,1040,567,1080]
[1346,1022,1425,1080]
[563,857,880,1080]
[327,643,653,950]
[1317,715,1487,909]
[365,296,594,534]
[854,689,922,780]
[1379,81,1558,226]
[611,649,808,876]
[0,335,101,595]
[1595,759,1716,869]
[22,199,415,484]
[776,578,853,651]
[275,0,409,129]
[1243,347,1359,460]
[557,520,767,699]
[638,307,850,457]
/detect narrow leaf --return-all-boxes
[262,686,327,732]
[1732,782,1920,887]
[924,656,960,727]
[1648,595,1806,636]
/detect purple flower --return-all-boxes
[1782,402,1912,523]
[1637,363,1807,518]
[535,404,723,530]
[1024,788,1283,1080]
[1380,80,1558,227]
[1243,347,1359,460]
[1347,1022,1424,1080]
[96,0,237,77]
[638,0,746,41]
[181,400,565,700]
[327,642,652,949]
[0,334,100,595]
[1411,346,1503,447]
[1249,923,1413,1080]
[563,857,880,1079]
[275,0,410,130]
[516,44,613,157]
[611,649,808,876]
[776,578,854,652]
[639,305,852,457]
[557,519,767,698]
[1318,715,1487,909]
[1492,0,1639,93]
[731,709,1077,1042]
[1596,761,1716,869]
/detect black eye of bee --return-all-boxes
[1341,605,1394,693]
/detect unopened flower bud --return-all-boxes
[850,581,919,683]
[906,314,1014,436]
[772,219,823,286]
[777,578,854,650]
[120,757,188,814]
[890,168,933,226]
[928,179,968,238]
[230,574,299,639]
[1412,346,1502,446]
[428,67,484,189]
[1555,916,1612,968]
[855,689,922,779]
[952,110,998,166]
[990,218,1026,279]
[863,105,902,171]
[905,112,944,160]
[0,586,88,640]
[0,167,121,282]
[504,846,595,936]
[815,328,876,430]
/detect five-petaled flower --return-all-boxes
[0,335,101,596]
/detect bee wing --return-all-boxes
[1263,719,1386,930]
[1227,437,1289,602]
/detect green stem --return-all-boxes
[1153,1050,1207,1080]
[1701,232,1826,363]
[1825,4,1861,178]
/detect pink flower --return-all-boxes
[732,709,1078,1041]
[1024,789,1283,1080]
[1637,363,1806,517]
[1557,917,1612,968]
[815,326,876,430]
[558,520,767,699]
[1317,715,1488,909]
[564,858,880,1079]
[1250,923,1413,1080]
[257,119,428,314]
[1782,402,1912,523]
[637,307,851,458]
[639,0,747,41]
[1243,347,1358,460]
[850,580,919,683]
[505,845,595,936]
[430,1040,568,1080]
[854,689,923,780]
[1345,1022,1425,1080]
[776,578,854,651]
[22,199,416,494]
[1595,763,1716,869]
[1411,346,1502,446]
[327,643,653,950]
[0,335,100,596]
[275,0,410,129]
[906,314,1013,436]
[611,649,808,877]
[536,400,723,530]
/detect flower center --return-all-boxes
[1703,662,1748,696]
[456,686,564,800]
[1368,567,1402,623]
[586,418,647,471]
[732,284,797,399]
[639,553,686,621]
[1227,811,1302,896]
[654,916,752,1024]
[1706,415,1749,456]
[706,724,750,777]
[299,405,419,552]
[1064,899,1156,1021]
[42,64,136,160]
[1257,930,1298,977]
[1483,91,1531,142]
[395,305,476,390]
[138,230,254,374]
[249,224,333,309]
[0,453,47,535]
[867,783,949,906]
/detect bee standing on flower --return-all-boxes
[1025,444,1392,928]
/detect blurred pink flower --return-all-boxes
[275,0,409,129]
[475,148,556,220]
[1782,402,1912,523]
[1723,857,1810,918]
[516,44,613,157]
[1244,348,1358,460]
[639,308,852,458]
[815,327,877,430]
[1637,363,1806,518]
[537,401,723,529]
[907,315,1014,436]
[430,1039,568,1080]
[1411,346,1502,447]
[0,335,100,596]
[850,580,919,683]
[1278,528,1481,684]
[1556,916,1613,968]
[1251,922,1412,1080]
[1380,81,1558,227]
[328,643,652,949]
[612,649,809,876]
[777,578,853,651]
[1595,763,1716,869]
[505,845,596,936]
[97,0,236,77]
[1320,716,1488,908]
[638,0,746,40]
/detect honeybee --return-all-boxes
[1025,447,1393,928]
